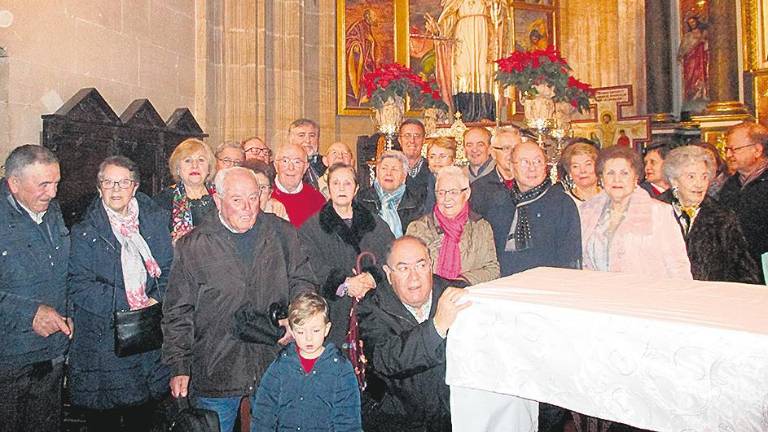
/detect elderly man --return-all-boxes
[271,143,326,228]
[719,122,768,282]
[399,119,431,199]
[242,136,271,164]
[485,141,581,276]
[463,127,496,183]
[357,150,424,237]
[214,141,246,171]
[162,167,316,432]
[471,129,521,217]
[358,236,470,432]
[317,141,354,199]
[289,118,326,189]
[0,145,71,432]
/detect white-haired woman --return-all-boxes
[406,166,499,284]
[356,150,424,237]
[660,145,761,283]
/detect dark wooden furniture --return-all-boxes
[41,88,206,226]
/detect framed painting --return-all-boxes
[336,0,397,115]
[743,0,768,72]
[405,0,443,112]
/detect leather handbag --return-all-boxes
[169,398,220,432]
[112,281,163,358]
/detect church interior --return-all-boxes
[1,1,768,432]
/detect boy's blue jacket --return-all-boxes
[252,342,362,431]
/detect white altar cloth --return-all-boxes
[446,267,768,432]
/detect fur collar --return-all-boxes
[318,201,376,253]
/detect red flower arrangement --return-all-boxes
[363,63,448,111]
[496,46,594,113]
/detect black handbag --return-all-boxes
[169,397,220,432]
[112,280,163,358]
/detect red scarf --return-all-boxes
[434,202,470,280]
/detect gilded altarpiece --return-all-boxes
[743,0,768,126]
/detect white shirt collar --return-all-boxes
[275,178,303,194]
[18,201,46,224]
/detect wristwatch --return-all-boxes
[336,280,349,297]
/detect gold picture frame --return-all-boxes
[743,0,768,72]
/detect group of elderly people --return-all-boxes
[3,115,766,432]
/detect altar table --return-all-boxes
[446,267,768,432]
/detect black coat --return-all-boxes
[659,192,761,284]
[68,193,173,409]
[356,185,424,235]
[162,213,317,397]
[405,157,431,202]
[469,170,507,218]
[718,169,768,283]
[357,276,454,431]
[298,201,395,347]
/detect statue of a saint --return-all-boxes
[677,15,709,113]
[430,0,505,123]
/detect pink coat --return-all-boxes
[578,188,693,279]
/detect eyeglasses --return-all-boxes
[514,159,545,169]
[436,187,468,199]
[399,133,424,140]
[217,157,243,167]
[245,147,271,156]
[492,145,515,152]
[724,143,757,154]
[99,178,135,190]
[389,260,430,274]
[428,154,452,161]
[278,157,306,166]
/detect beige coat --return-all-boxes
[406,212,500,285]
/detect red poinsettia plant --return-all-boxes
[363,63,448,111]
[496,46,594,113]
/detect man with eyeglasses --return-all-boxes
[718,122,768,282]
[214,141,245,171]
[484,141,581,277]
[316,142,354,199]
[271,143,326,228]
[463,127,496,184]
[398,119,431,200]
[0,145,71,432]
[358,235,470,432]
[289,118,326,190]
[242,136,272,164]
[471,129,521,217]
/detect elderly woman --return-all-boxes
[317,142,354,199]
[154,138,217,241]
[660,145,761,283]
[356,150,424,237]
[407,166,499,284]
[640,141,671,197]
[299,163,395,348]
[241,158,289,221]
[68,156,173,430]
[579,146,692,279]
[561,140,601,203]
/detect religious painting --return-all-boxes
[407,0,444,111]
[571,86,650,151]
[752,71,768,127]
[678,0,709,113]
[337,0,396,115]
[512,7,552,53]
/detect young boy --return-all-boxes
[252,292,362,431]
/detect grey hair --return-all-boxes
[289,118,320,135]
[214,166,260,196]
[490,129,522,147]
[274,143,308,161]
[97,155,140,183]
[435,165,469,189]
[377,150,409,172]
[214,141,245,158]
[4,145,58,177]
[662,145,717,184]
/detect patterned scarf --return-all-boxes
[505,178,552,252]
[171,182,215,242]
[103,198,161,310]
[739,158,768,189]
[671,189,700,237]
[434,202,470,280]
[374,181,406,238]
[408,157,425,178]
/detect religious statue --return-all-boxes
[346,9,379,104]
[428,0,507,123]
[677,15,709,113]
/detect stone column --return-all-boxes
[705,0,748,114]
[644,0,674,122]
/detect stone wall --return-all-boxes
[0,0,197,162]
